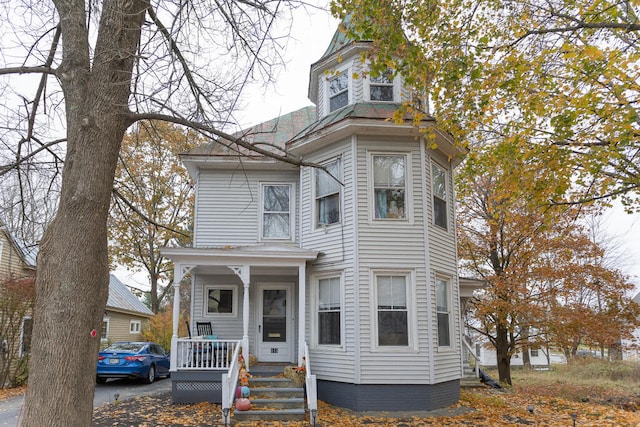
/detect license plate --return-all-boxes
[109,358,119,364]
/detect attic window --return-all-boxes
[329,73,349,112]
[369,70,394,102]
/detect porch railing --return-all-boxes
[462,334,480,378]
[175,338,240,370]
[304,341,318,425]
[221,344,242,425]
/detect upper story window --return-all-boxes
[20,316,32,356]
[369,70,394,102]
[315,158,341,227]
[329,73,349,112]
[432,163,447,229]
[261,183,293,240]
[372,154,406,220]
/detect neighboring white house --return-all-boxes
[475,342,566,368]
[162,20,470,413]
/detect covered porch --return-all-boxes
[161,244,319,403]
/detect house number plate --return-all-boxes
[271,348,278,354]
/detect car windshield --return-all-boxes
[105,343,145,352]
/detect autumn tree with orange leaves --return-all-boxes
[109,121,198,313]
[457,141,639,384]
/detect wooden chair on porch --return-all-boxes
[196,321,213,336]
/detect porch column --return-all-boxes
[298,263,306,366]
[229,265,250,370]
[170,264,193,371]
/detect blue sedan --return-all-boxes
[97,342,170,384]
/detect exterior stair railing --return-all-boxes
[220,344,242,425]
[462,334,480,378]
[304,342,318,425]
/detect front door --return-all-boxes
[257,284,293,362]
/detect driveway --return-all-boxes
[0,377,171,426]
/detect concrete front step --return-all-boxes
[234,375,306,423]
[233,408,306,422]
[460,377,485,388]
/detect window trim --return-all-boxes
[19,316,32,357]
[101,316,110,341]
[259,182,295,241]
[435,275,453,349]
[368,151,412,222]
[370,269,417,351]
[431,162,448,230]
[364,69,400,103]
[129,320,141,334]
[313,157,342,229]
[203,284,238,318]
[313,272,344,349]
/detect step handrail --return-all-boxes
[304,341,318,425]
[221,343,242,425]
[462,334,480,378]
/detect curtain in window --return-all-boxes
[377,275,408,346]
[373,155,405,219]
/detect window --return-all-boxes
[530,349,539,357]
[206,286,236,315]
[369,70,394,102]
[20,316,32,356]
[261,184,292,240]
[101,318,109,340]
[317,277,341,345]
[329,73,349,112]
[315,159,341,226]
[372,154,406,219]
[436,278,451,347]
[129,320,141,334]
[376,274,409,346]
[432,163,447,229]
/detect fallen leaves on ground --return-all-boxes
[90,387,640,426]
[0,385,26,401]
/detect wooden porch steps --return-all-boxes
[233,371,307,424]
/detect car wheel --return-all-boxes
[96,376,107,384]
[144,365,155,384]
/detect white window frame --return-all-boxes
[369,151,411,222]
[435,275,452,348]
[259,182,295,241]
[101,317,110,341]
[129,320,141,334]
[204,284,238,317]
[371,269,416,351]
[364,69,400,103]
[314,157,342,229]
[325,62,352,114]
[432,162,448,230]
[19,316,32,357]
[313,272,344,348]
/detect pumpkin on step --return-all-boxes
[235,397,251,411]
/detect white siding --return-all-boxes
[194,169,299,246]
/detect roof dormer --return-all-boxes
[308,18,408,120]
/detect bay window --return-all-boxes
[376,274,409,346]
[372,154,406,219]
[317,276,341,345]
[315,158,341,226]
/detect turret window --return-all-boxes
[369,70,394,102]
[329,73,349,112]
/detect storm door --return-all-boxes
[257,284,293,362]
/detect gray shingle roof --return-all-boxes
[107,274,153,317]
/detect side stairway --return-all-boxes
[233,364,307,424]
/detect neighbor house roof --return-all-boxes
[0,215,37,268]
[107,274,153,317]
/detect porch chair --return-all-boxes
[196,321,213,336]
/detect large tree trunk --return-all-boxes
[21,1,146,425]
[495,325,512,385]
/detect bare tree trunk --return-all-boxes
[496,325,512,385]
[22,1,146,425]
